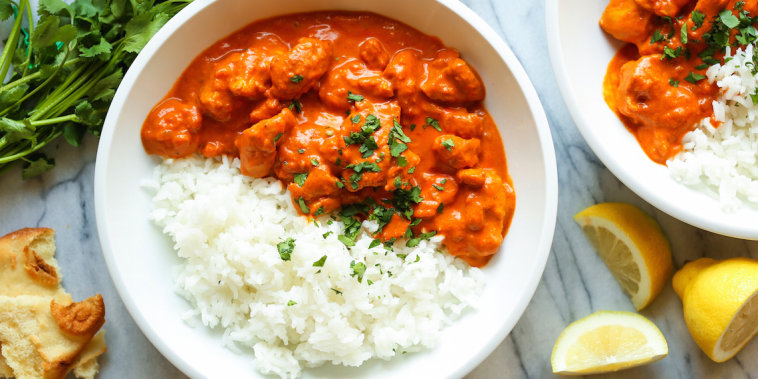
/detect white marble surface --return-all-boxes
[1,0,758,378]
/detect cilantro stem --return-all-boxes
[20,0,33,78]
[0,0,26,82]
[29,114,78,126]
[0,128,61,164]
[0,59,80,94]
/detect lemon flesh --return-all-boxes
[574,203,673,310]
[551,311,668,375]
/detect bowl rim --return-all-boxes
[546,0,758,240]
[94,0,558,377]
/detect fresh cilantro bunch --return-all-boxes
[0,0,190,179]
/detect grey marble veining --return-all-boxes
[1,1,757,378]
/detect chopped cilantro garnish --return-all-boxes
[694,63,709,70]
[680,21,688,44]
[425,117,442,131]
[684,71,706,84]
[719,9,740,29]
[314,206,325,216]
[406,231,437,247]
[297,148,305,154]
[437,203,444,214]
[331,288,343,295]
[290,74,304,83]
[311,158,319,167]
[397,156,409,167]
[294,173,308,187]
[650,30,665,44]
[297,196,310,214]
[432,183,444,191]
[441,138,455,151]
[347,91,364,103]
[350,260,367,282]
[408,166,416,174]
[322,231,333,239]
[287,300,297,306]
[351,114,361,123]
[338,234,356,247]
[691,10,705,30]
[750,89,758,105]
[289,99,302,113]
[313,255,327,267]
[274,133,283,143]
[367,279,374,285]
[669,78,679,87]
[336,180,345,189]
[369,239,381,249]
[277,238,295,261]
[662,45,684,60]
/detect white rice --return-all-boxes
[143,155,484,378]
[668,44,758,210]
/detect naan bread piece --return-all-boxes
[0,228,63,299]
[0,228,107,379]
[0,295,105,379]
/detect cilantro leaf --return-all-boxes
[297,196,310,214]
[719,9,740,29]
[425,117,441,131]
[347,91,364,103]
[79,37,113,59]
[684,71,706,84]
[441,138,454,151]
[22,155,55,180]
[0,118,35,144]
[350,260,366,282]
[293,173,308,187]
[39,0,73,17]
[0,0,14,21]
[290,74,304,83]
[650,30,665,44]
[276,238,296,261]
[669,78,679,87]
[123,11,170,53]
[691,10,705,29]
[313,255,327,267]
[680,21,688,44]
[63,124,86,147]
[287,300,297,306]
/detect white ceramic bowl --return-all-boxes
[95,0,558,377]
[547,0,758,239]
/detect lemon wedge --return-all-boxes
[673,257,758,362]
[551,311,668,375]
[574,203,673,310]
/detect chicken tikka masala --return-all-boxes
[601,0,758,163]
[140,12,515,267]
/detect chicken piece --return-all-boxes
[413,173,458,218]
[236,108,297,177]
[250,97,283,124]
[141,98,202,158]
[215,49,272,99]
[600,0,657,47]
[615,54,708,161]
[269,37,333,99]
[433,134,480,169]
[287,165,342,215]
[384,49,429,118]
[198,74,235,121]
[359,37,390,70]
[421,49,485,104]
[436,169,512,266]
[319,59,394,110]
[634,0,691,16]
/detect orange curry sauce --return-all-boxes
[599,0,758,163]
[140,12,515,267]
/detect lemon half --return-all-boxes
[551,311,668,375]
[574,203,673,310]
[673,257,758,362]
